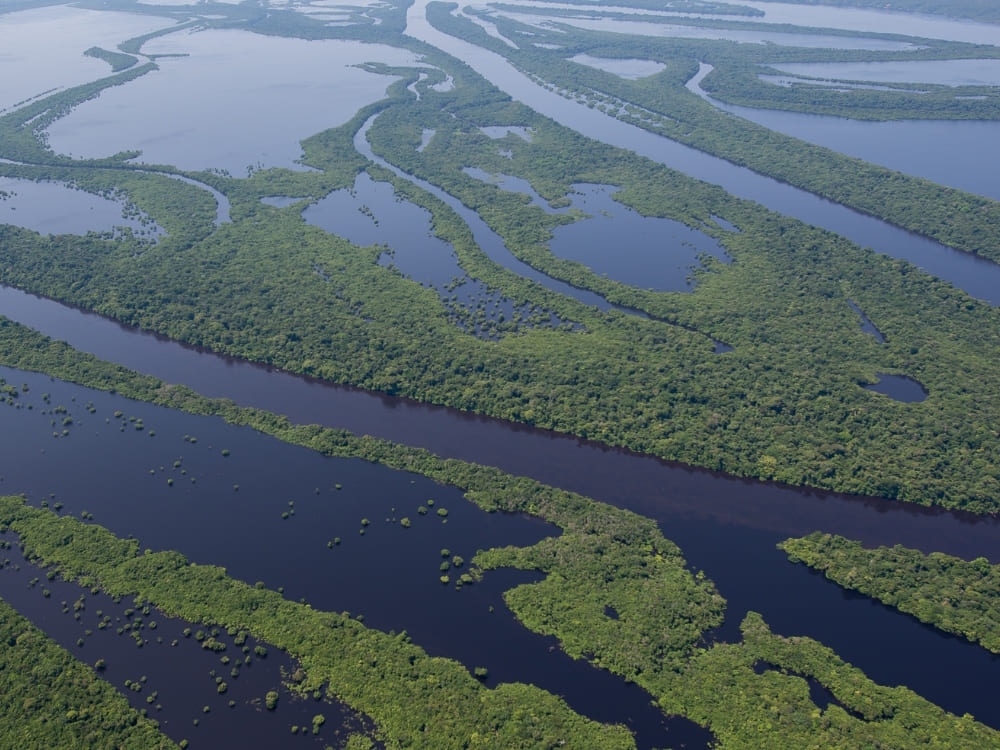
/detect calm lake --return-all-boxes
[45,29,421,175]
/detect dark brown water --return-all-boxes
[0,538,371,749]
[0,286,998,731]
[0,364,704,749]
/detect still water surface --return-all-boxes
[0,543,364,748]
[4,1,1000,739]
[0,285,998,729]
[0,364,704,749]
[0,5,170,112]
[45,30,421,174]
[0,175,161,238]
[406,0,1000,305]
[687,64,1000,201]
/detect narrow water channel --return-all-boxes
[403,0,1000,306]
[0,362,707,750]
[354,114,623,313]
[685,62,1000,203]
[0,284,998,728]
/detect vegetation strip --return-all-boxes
[781,532,1000,654]
[4,49,1000,512]
[0,496,635,750]
[431,3,1000,263]
[0,317,998,747]
[0,594,177,749]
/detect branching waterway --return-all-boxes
[0,284,998,729]
[3,1,1000,744]
[403,0,1000,306]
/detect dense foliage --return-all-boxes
[4,2,1000,747]
[0,319,998,747]
[84,46,139,73]
[0,496,635,750]
[0,596,176,749]
[437,4,1000,261]
[659,611,997,749]
[3,45,1000,512]
[781,532,1000,653]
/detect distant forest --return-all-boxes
[782,0,1000,23]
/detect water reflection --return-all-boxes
[45,30,422,174]
[0,175,162,240]
[0,5,171,113]
[689,64,1000,201]
[0,542,367,748]
[494,7,917,49]
[0,364,707,749]
[551,182,730,292]
[0,284,998,728]
[863,373,928,402]
[407,0,1000,307]
[726,1,1000,46]
[303,171,567,339]
[570,53,666,79]
[772,59,1000,87]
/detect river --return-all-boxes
[404,0,1000,306]
[3,0,1000,741]
[0,282,998,729]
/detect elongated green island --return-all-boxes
[0,315,998,748]
[781,532,1000,654]
[2,0,1000,746]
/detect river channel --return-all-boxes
[0,282,998,730]
[3,0,1000,742]
[403,0,1000,306]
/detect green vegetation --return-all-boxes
[781,532,1000,653]
[0,2,997,515]
[3,4,1000,745]
[0,496,635,749]
[0,319,996,746]
[659,611,997,749]
[0,596,176,749]
[433,3,1000,260]
[84,46,138,72]
[3,56,1000,513]
[779,0,1000,23]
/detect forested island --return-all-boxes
[1,0,999,747]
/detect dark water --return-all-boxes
[687,66,1000,202]
[0,541,370,749]
[463,166,568,212]
[304,172,461,287]
[551,183,729,292]
[460,171,730,291]
[0,174,160,239]
[847,299,886,343]
[0,365,701,749]
[0,286,999,730]
[863,373,928,403]
[43,30,421,175]
[356,114,625,314]
[667,517,1000,710]
[405,5,1000,306]
[717,2,1000,46]
[302,170,567,339]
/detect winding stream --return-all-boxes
[404,0,1000,306]
[3,0,1000,739]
